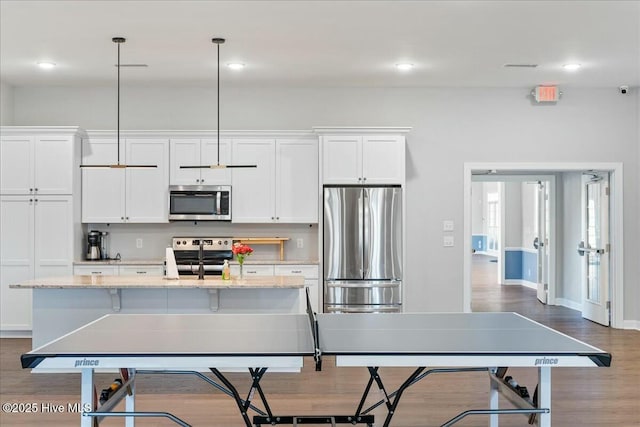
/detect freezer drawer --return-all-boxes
[324,281,401,306]
[324,304,401,313]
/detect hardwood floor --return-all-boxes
[1,258,638,426]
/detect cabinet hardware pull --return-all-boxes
[91,271,101,274]
[29,199,33,202]
[292,270,302,273]
[29,188,33,192]
[136,271,146,274]
[121,217,124,220]
[363,177,367,181]
[34,199,38,202]
[35,188,38,191]
[126,217,129,220]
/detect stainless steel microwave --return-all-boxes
[169,185,231,221]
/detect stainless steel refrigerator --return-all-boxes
[323,185,402,313]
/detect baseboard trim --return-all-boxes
[503,279,537,290]
[0,331,32,339]
[622,320,640,330]
[555,298,582,312]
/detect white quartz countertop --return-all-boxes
[73,259,318,266]
[10,275,305,289]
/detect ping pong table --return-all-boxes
[22,292,610,427]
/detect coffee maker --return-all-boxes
[86,231,109,260]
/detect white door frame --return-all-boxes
[463,162,624,329]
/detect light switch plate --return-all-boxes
[443,220,454,231]
[443,236,454,247]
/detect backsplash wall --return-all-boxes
[84,223,319,262]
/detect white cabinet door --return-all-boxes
[275,139,318,223]
[34,196,73,278]
[200,139,232,185]
[361,135,404,184]
[231,139,276,223]
[0,136,33,194]
[0,196,34,331]
[322,135,362,184]
[170,139,201,185]
[274,264,319,313]
[125,139,169,223]
[34,135,74,194]
[81,138,126,223]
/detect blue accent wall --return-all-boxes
[505,249,538,282]
[472,235,487,251]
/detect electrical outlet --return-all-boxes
[136,238,143,249]
[296,238,304,249]
[443,220,454,231]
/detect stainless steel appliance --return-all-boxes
[169,185,231,221]
[323,185,402,313]
[86,230,109,260]
[86,231,102,260]
[172,237,233,276]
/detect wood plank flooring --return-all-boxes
[1,256,638,426]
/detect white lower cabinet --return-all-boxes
[73,265,119,276]
[274,265,319,313]
[118,265,164,276]
[230,264,274,277]
[0,195,74,333]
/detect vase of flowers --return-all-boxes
[232,242,253,278]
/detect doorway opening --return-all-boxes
[463,163,624,328]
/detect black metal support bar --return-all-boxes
[210,368,255,427]
[249,368,273,419]
[440,408,550,427]
[135,369,266,416]
[361,367,489,414]
[354,371,377,417]
[373,366,426,427]
[83,411,192,427]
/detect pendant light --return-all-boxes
[180,38,256,170]
[80,37,156,169]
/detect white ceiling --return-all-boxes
[1,1,639,88]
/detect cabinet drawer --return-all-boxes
[73,265,118,276]
[119,265,164,276]
[230,264,274,276]
[274,265,318,279]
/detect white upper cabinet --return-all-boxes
[82,137,169,223]
[169,138,231,185]
[1,134,76,195]
[232,138,318,223]
[232,139,276,223]
[319,129,408,185]
[126,139,170,223]
[275,139,318,223]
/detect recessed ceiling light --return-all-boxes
[563,63,581,71]
[37,61,56,69]
[227,63,245,70]
[395,63,414,71]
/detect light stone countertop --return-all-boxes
[10,275,304,289]
[73,259,318,266]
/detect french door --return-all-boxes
[579,173,610,326]
[535,182,550,304]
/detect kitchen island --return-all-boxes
[11,275,305,349]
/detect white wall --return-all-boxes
[521,183,537,251]
[504,182,522,248]
[11,85,640,322]
[0,82,14,125]
[558,172,583,304]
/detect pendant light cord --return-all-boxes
[217,40,220,166]
[117,40,121,165]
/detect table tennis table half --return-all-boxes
[22,292,610,427]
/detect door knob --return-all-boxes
[533,237,543,249]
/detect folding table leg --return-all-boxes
[80,368,94,427]
[537,367,551,427]
[125,369,135,427]
[488,367,499,427]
